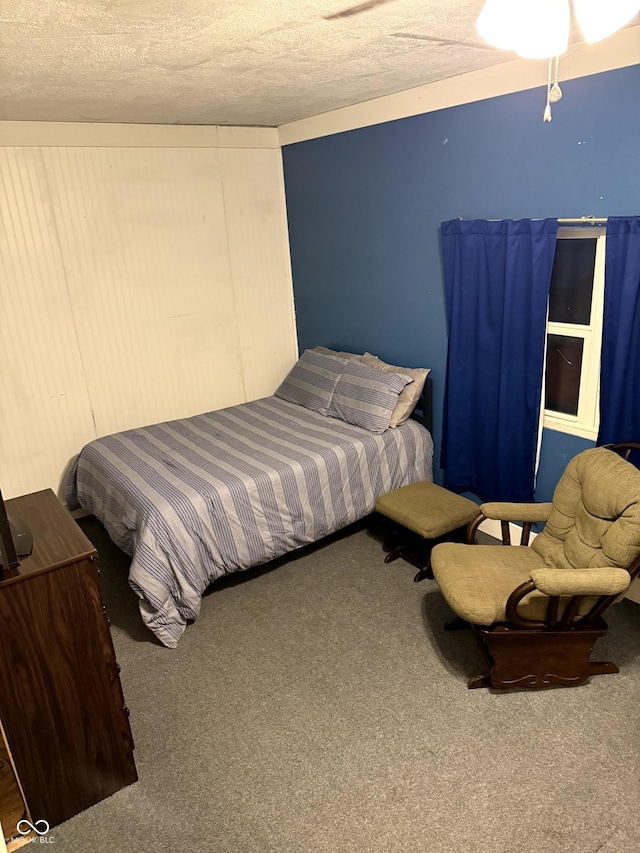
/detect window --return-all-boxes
[543,227,606,439]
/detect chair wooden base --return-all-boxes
[466,619,617,690]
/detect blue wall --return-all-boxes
[282,64,640,493]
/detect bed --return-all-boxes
[67,349,433,647]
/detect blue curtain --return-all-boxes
[597,216,640,446]
[441,219,559,502]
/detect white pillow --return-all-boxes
[360,354,430,427]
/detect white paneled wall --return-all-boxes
[0,125,297,499]
[0,147,98,498]
[41,146,244,435]
[219,147,296,400]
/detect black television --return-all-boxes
[0,487,33,580]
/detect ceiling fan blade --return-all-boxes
[324,0,400,21]
[392,32,497,50]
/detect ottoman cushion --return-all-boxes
[375,481,479,540]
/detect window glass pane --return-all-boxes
[545,334,584,416]
[548,238,596,325]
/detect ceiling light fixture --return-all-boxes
[476,0,640,121]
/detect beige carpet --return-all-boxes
[48,517,640,853]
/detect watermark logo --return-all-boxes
[15,819,55,844]
[17,820,50,836]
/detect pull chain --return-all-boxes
[543,56,563,122]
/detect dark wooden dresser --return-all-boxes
[0,489,137,841]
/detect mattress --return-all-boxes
[68,395,433,647]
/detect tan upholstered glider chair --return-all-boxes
[430,444,640,690]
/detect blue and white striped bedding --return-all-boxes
[68,395,433,647]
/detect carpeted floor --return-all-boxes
[48,517,640,853]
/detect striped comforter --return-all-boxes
[68,396,433,647]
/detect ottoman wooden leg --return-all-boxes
[384,545,405,564]
[413,562,434,582]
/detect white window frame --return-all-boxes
[543,227,606,440]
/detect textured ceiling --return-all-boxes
[2,1,631,128]
[0,0,514,126]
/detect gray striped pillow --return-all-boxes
[275,349,345,415]
[328,360,413,433]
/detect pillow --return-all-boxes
[275,349,345,415]
[328,359,413,433]
[360,353,430,427]
[312,345,363,360]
